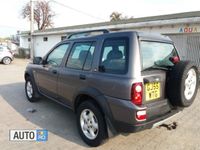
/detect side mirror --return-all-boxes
[33,57,43,64]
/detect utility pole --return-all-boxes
[30,0,34,59]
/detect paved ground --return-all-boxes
[0,59,200,150]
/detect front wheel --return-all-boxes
[25,77,39,102]
[76,101,107,147]
[2,57,11,65]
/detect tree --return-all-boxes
[110,11,133,21]
[110,12,122,21]
[21,0,55,30]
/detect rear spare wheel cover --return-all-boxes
[184,68,197,100]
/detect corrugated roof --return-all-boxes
[20,11,200,34]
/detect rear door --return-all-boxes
[140,41,179,119]
[58,41,96,105]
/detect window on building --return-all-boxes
[43,37,48,42]
[28,38,31,42]
[61,36,67,41]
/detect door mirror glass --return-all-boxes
[33,57,43,64]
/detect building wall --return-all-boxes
[33,34,66,57]
[125,24,200,67]
[168,33,200,67]
[7,42,18,51]
[20,23,200,59]
[19,36,30,49]
[126,24,200,34]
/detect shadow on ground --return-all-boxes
[0,82,87,147]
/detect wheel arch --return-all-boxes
[24,69,40,98]
[3,56,12,60]
[24,72,31,80]
[73,88,106,113]
[73,87,117,136]
[24,68,34,80]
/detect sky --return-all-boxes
[0,0,200,37]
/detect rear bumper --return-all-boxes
[114,109,180,133]
[106,96,181,133]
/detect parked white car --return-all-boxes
[0,45,14,64]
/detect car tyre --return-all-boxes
[167,61,199,107]
[2,57,11,65]
[76,101,107,147]
[25,77,40,102]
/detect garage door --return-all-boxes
[168,34,200,68]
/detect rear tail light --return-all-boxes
[131,82,143,106]
[136,110,147,121]
[170,56,180,64]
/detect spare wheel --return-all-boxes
[167,61,199,107]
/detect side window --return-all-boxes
[46,44,69,67]
[67,42,95,70]
[100,38,128,74]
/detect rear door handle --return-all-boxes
[79,74,86,80]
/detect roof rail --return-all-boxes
[67,29,109,39]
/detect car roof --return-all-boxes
[62,31,173,43]
[137,32,172,43]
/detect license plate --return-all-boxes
[145,82,160,101]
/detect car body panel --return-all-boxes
[0,46,14,62]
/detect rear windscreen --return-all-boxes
[140,41,178,70]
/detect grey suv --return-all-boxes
[24,30,199,146]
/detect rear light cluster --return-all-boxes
[131,82,147,121]
[131,82,143,106]
[170,56,180,64]
[136,110,147,121]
